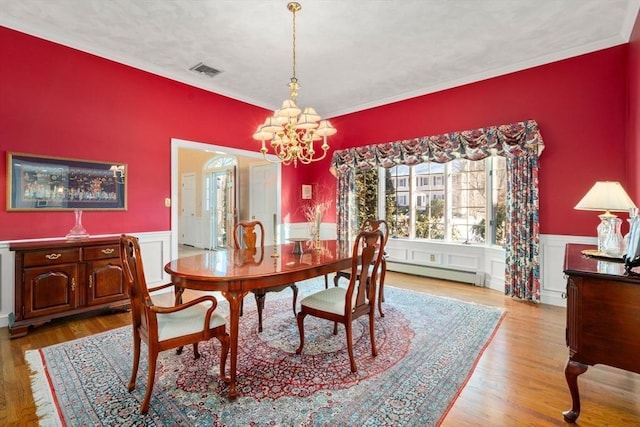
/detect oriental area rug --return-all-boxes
[26,277,505,426]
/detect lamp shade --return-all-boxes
[315,120,337,137]
[574,181,637,212]
[277,100,300,118]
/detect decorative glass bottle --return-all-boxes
[66,209,90,240]
[623,207,638,255]
[602,217,623,257]
[596,214,612,253]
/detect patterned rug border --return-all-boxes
[26,279,506,427]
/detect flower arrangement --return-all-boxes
[301,184,332,246]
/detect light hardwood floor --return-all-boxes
[1,271,638,426]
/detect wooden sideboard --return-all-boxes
[9,237,128,338]
[562,243,640,423]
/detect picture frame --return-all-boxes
[7,152,126,211]
[624,215,640,273]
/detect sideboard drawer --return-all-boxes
[84,245,120,261]
[23,248,81,267]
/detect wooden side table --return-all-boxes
[562,244,640,422]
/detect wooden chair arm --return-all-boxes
[147,282,175,293]
[147,295,218,314]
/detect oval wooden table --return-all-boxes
[164,240,352,398]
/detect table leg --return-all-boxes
[222,290,245,399]
[174,285,186,355]
[378,259,386,317]
[563,358,588,423]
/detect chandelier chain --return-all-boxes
[252,1,336,167]
[292,4,297,83]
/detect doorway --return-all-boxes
[205,157,236,249]
[170,138,282,259]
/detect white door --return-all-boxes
[181,173,197,246]
[250,163,279,245]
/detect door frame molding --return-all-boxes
[170,138,281,259]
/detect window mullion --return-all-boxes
[377,166,385,219]
[409,166,416,239]
[445,163,452,242]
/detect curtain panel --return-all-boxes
[330,119,545,302]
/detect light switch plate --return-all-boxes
[302,184,312,199]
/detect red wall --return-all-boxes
[303,46,632,237]
[0,24,636,240]
[0,27,274,240]
[628,11,640,204]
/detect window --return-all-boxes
[357,156,506,246]
[449,159,485,243]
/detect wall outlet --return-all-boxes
[429,254,436,262]
[164,198,171,207]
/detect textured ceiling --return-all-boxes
[1,0,639,118]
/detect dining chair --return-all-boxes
[334,218,389,316]
[296,229,385,372]
[234,220,298,332]
[120,234,229,415]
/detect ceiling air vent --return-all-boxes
[189,62,222,78]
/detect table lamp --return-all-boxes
[574,181,637,256]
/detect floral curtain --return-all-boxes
[335,168,358,242]
[330,119,545,302]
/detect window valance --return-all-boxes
[330,119,544,174]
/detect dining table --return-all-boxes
[164,239,353,398]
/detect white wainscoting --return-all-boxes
[280,223,594,307]
[0,227,597,329]
[385,239,486,285]
[280,223,596,307]
[0,231,172,329]
[385,234,598,307]
[539,234,596,306]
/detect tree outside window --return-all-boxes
[355,156,506,246]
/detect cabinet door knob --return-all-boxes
[45,253,62,260]
[101,248,115,255]
[71,278,76,291]
[88,275,93,288]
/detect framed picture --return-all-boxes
[7,152,126,211]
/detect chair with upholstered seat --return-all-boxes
[296,229,384,372]
[334,218,389,316]
[120,234,229,414]
[234,220,298,332]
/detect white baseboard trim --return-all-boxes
[387,261,481,285]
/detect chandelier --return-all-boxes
[252,2,336,167]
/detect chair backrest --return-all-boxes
[346,229,385,313]
[233,220,265,249]
[120,234,155,334]
[361,218,389,248]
